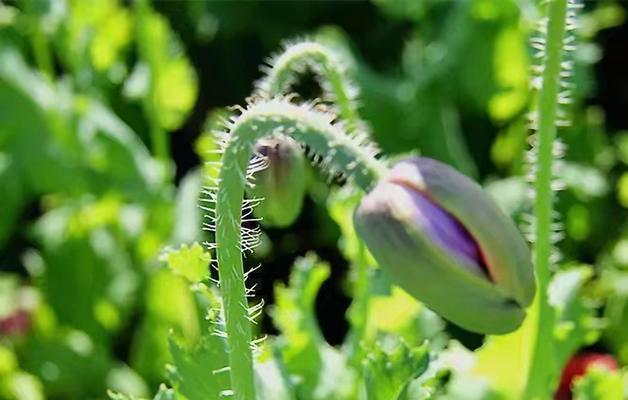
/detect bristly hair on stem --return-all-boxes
[201,96,385,399]
[255,38,367,136]
[523,0,580,397]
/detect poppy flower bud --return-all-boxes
[354,157,535,334]
[248,136,306,228]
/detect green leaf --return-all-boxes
[166,287,230,400]
[0,39,162,246]
[109,384,174,400]
[572,366,625,400]
[327,186,372,263]
[0,371,44,400]
[108,391,145,400]
[549,266,603,367]
[171,169,203,245]
[22,330,113,399]
[363,338,429,400]
[254,354,293,400]
[366,286,446,349]
[271,254,357,399]
[162,243,211,283]
[167,327,229,400]
[56,0,132,75]
[0,41,81,245]
[489,25,529,121]
[107,364,150,399]
[153,385,176,400]
[272,254,328,351]
[134,1,198,131]
[32,200,141,341]
[130,270,202,383]
[601,264,628,364]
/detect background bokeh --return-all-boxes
[1,0,627,399]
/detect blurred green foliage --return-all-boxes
[0,0,627,399]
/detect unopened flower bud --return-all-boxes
[248,136,306,228]
[354,157,535,334]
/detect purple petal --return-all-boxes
[399,184,483,268]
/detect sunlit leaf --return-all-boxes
[134,1,198,131]
[572,366,625,400]
[130,270,201,383]
[167,320,229,400]
[162,243,210,284]
[271,254,357,399]
[363,338,429,400]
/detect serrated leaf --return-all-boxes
[363,338,429,400]
[162,243,210,283]
[166,286,229,400]
[272,254,328,350]
[572,367,624,400]
[271,254,357,399]
[167,330,229,400]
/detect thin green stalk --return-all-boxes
[147,104,169,161]
[257,41,362,134]
[346,241,371,368]
[524,0,569,397]
[215,99,386,399]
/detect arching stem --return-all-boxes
[215,100,386,399]
[257,41,362,134]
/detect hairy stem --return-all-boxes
[525,0,569,397]
[257,41,362,134]
[215,99,386,399]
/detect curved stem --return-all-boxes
[257,41,362,134]
[524,0,569,397]
[215,99,386,399]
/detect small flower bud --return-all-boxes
[354,157,535,334]
[248,136,306,228]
